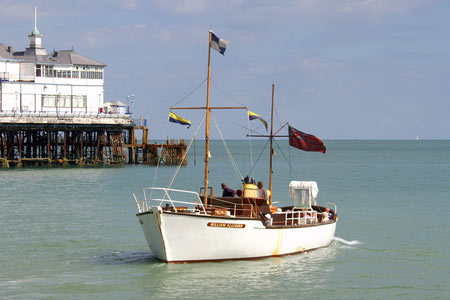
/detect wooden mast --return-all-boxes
[204,31,213,208]
[171,31,246,206]
[269,84,275,205]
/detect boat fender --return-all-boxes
[264,214,272,226]
[270,205,277,213]
[258,212,272,226]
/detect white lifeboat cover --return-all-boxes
[289,181,319,200]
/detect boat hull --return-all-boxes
[137,206,337,263]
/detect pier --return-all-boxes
[125,125,187,166]
[1,21,187,168]
[0,114,187,168]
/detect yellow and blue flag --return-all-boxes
[248,111,268,131]
[169,111,191,128]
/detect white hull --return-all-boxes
[137,206,337,263]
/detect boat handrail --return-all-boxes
[138,187,207,214]
[326,202,337,214]
[135,187,259,217]
[207,196,261,218]
[271,210,318,226]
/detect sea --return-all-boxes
[0,140,449,300]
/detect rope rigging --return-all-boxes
[149,77,283,196]
[165,112,207,191]
[212,114,244,184]
[213,111,266,135]
[171,78,207,107]
[246,138,270,176]
[273,138,298,178]
[211,80,247,107]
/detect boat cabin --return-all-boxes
[149,179,336,228]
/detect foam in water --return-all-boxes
[333,237,362,245]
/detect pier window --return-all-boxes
[41,95,86,108]
[42,95,56,107]
[36,65,42,77]
[73,96,86,108]
[44,65,54,78]
[55,70,71,78]
[61,96,71,107]
[78,66,103,80]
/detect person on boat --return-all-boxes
[221,182,236,197]
[257,181,268,203]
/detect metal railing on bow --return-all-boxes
[134,187,206,214]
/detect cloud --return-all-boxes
[0,1,34,21]
[76,23,206,49]
[279,0,439,16]
[79,24,151,48]
[299,58,328,72]
[152,0,208,15]
[299,57,344,72]
[155,0,441,20]
[338,0,440,15]
[112,0,140,10]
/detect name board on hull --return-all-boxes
[207,222,246,229]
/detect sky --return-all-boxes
[1,0,449,140]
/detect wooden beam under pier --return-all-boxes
[0,124,186,168]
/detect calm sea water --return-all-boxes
[1,140,449,300]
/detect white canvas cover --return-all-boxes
[289,181,319,209]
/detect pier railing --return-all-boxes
[0,111,133,125]
[0,72,9,81]
[0,110,132,118]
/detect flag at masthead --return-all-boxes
[210,32,229,55]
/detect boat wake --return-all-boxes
[333,237,362,245]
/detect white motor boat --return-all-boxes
[134,30,337,263]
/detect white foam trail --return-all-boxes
[333,237,362,245]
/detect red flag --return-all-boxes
[289,126,326,154]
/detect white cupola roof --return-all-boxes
[26,7,47,56]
